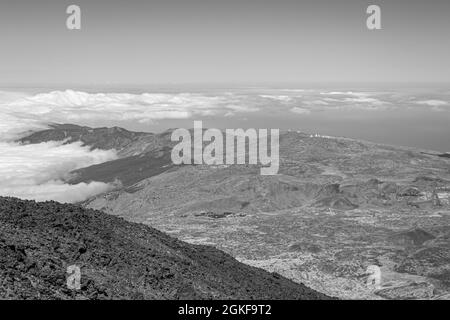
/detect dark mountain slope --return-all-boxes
[18,123,150,152]
[0,197,331,300]
[18,123,172,157]
[68,147,174,188]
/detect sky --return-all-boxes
[0,0,449,87]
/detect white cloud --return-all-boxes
[342,97,388,108]
[315,91,390,110]
[414,100,448,107]
[3,90,260,125]
[0,181,114,203]
[320,91,358,96]
[303,100,329,106]
[259,95,294,102]
[290,107,311,115]
[320,91,374,97]
[0,140,117,203]
[0,89,401,134]
[226,104,260,112]
[279,89,308,93]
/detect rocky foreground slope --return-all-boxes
[0,196,330,300]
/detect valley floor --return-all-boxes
[127,206,450,300]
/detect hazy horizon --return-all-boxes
[1,85,450,153]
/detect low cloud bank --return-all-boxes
[5,90,259,123]
[0,180,115,203]
[3,89,449,127]
[0,139,117,203]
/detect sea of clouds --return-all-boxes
[0,88,449,203]
[0,140,117,203]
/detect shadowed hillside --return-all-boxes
[18,123,151,153]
